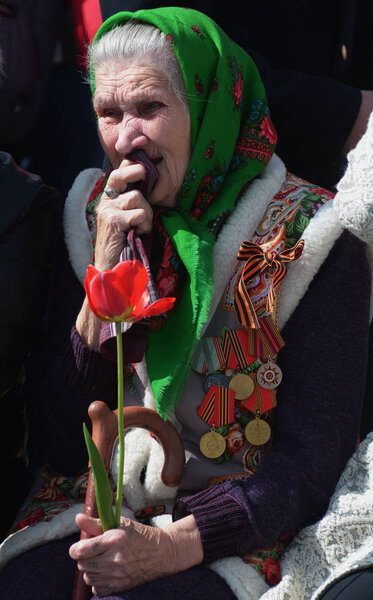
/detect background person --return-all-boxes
[0,154,60,540]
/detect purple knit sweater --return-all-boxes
[28,230,370,564]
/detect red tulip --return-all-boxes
[84,260,175,322]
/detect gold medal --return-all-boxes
[199,430,226,459]
[245,417,271,446]
[256,361,282,390]
[229,373,255,400]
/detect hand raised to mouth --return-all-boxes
[125,150,159,202]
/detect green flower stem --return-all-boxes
[115,321,125,527]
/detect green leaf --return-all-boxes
[293,212,310,236]
[216,424,230,436]
[238,414,250,427]
[284,220,294,237]
[83,423,116,531]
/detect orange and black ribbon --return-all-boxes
[222,328,257,370]
[197,386,235,427]
[241,379,277,414]
[234,239,304,329]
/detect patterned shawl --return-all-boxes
[92,8,276,418]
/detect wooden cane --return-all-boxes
[71,402,185,600]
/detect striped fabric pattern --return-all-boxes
[234,240,304,330]
[197,385,235,427]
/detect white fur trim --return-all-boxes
[150,513,172,528]
[63,168,103,284]
[209,557,269,600]
[0,504,83,572]
[144,437,178,509]
[114,428,152,512]
[0,503,136,573]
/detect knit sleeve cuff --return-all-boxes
[61,326,116,395]
[174,484,248,563]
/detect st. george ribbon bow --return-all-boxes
[234,239,305,329]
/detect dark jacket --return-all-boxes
[0,152,60,538]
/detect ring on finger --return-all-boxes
[104,187,120,199]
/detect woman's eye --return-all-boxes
[138,102,164,116]
[101,108,121,121]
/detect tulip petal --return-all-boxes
[131,289,150,316]
[85,264,99,284]
[113,260,149,306]
[84,260,167,322]
[84,266,103,319]
[142,297,176,317]
[88,270,131,320]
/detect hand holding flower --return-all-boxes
[70,513,203,596]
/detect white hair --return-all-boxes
[88,21,186,105]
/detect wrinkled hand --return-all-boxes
[70,513,203,597]
[94,159,153,271]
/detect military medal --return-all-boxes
[257,359,282,390]
[199,429,226,459]
[229,373,255,400]
[245,414,271,446]
[197,385,235,459]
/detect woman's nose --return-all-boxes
[114,118,149,155]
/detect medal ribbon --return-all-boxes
[197,385,235,427]
[223,329,257,370]
[257,315,285,356]
[191,343,208,374]
[202,337,225,373]
[192,336,225,374]
[222,319,285,367]
[241,381,277,414]
[234,239,304,329]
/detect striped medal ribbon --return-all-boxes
[198,386,235,459]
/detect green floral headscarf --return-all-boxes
[92,8,276,418]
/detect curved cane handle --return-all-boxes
[89,401,185,486]
[71,402,185,600]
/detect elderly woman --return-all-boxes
[0,8,370,600]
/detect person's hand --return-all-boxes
[70,513,203,596]
[94,158,154,271]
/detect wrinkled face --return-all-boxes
[93,62,191,208]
